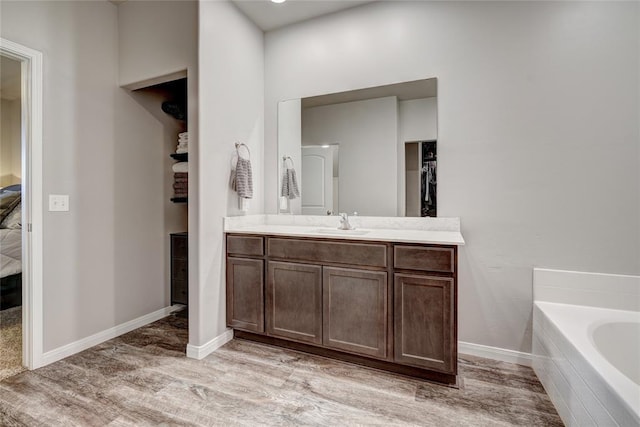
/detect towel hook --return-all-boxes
[235,142,251,159]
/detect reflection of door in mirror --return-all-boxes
[301,146,335,215]
[405,141,437,217]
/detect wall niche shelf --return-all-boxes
[171,197,188,203]
[170,153,188,162]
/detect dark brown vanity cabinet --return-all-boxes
[323,267,389,359]
[226,233,458,384]
[226,235,265,333]
[394,273,455,372]
[267,261,322,344]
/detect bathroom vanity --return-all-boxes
[224,216,464,385]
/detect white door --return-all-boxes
[301,146,333,215]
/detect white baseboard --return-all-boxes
[186,329,234,360]
[459,341,532,367]
[40,305,181,367]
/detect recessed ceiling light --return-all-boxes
[271,0,286,3]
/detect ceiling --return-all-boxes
[231,0,376,32]
[0,56,21,101]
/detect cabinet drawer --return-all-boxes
[171,234,188,259]
[227,235,264,257]
[172,258,188,282]
[394,245,455,273]
[268,238,387,268]
[171,280,188,305]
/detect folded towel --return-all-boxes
[172,162,188,173]
[174,177,188,183]
[281,167,300,199]
[178,132,188,138]
[176,148,188,154]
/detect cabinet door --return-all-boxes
[394,273,455,373]
[323,267,388,359]
[226,257,264,333]
[267,261,322,345]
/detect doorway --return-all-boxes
[0,54,24,379]
[0,37,44,373]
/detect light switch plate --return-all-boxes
[49,194,69,212]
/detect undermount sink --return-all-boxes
[314,228,370,236]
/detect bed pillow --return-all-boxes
[1,200,21,229]
[0,192,21,225]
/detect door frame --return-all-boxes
[1,38,44,369]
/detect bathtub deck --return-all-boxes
[0,313,562,426]
[534,301,640,427]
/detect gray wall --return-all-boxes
[117,1,197,88]
[264,1,640,353]
[0,98,21,186]
[0,1,186,351]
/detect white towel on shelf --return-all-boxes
[176,148,188,154]
[178,132,188,138]
[172,162,188,173]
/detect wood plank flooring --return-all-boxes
[0,314,563,426]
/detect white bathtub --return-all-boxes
[532,269,640,426]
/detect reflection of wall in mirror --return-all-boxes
[303,96,398,216]
[278,99,302,213]
[398,98,437,216]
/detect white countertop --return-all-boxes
[224,216,465,246]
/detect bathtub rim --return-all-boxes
[534,301,640,424]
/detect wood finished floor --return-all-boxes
[0,314,563,426]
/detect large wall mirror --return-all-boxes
[278,77,437,217]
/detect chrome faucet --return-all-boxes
[338,212,354,230]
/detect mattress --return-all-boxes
[0,228,22,278]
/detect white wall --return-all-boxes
[264,1,640,353]
[302,96,398,216]
[0,98,21,186]
[0,0,181,352]
[197,0,264,347]
[117,0,197,88]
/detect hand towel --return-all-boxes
[172,162,188,173]
[281,167,300,199]
[234,157,253,199]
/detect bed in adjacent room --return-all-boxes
[0,185,22,311]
